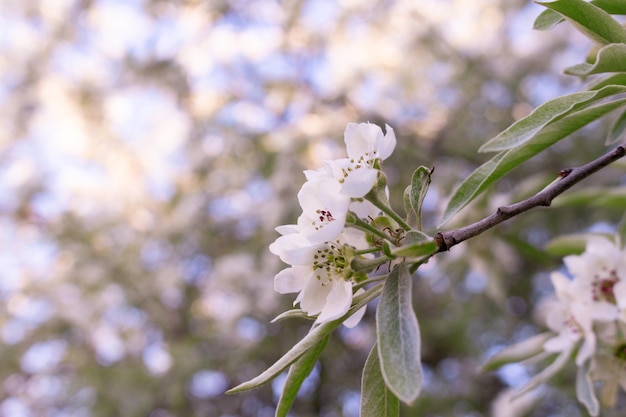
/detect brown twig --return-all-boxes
[435,146,626,252]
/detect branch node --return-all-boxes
[558,168,572,178]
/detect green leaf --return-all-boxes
[552,186,626,209]
[227,283,382,393]
[361,344,399,417]
[533,9,564,30]
[514,347,573,399]
[607,108,626,144]
[536,0,626,44]
[391,231,437,258]
[589,0,626,15]
[576,365,600,417]
[438,151,507,227]
[276,335,330,417]
[544,234,590,256]
[481,332,553,372]
[439,97,626,226]
[480,85,626,152]
[376,263,422,404]
[403,166,433,230]
[585,73,626,90]
[535,0,626,30]
[565,44,626,77]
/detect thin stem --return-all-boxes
[435,146,626,253]
[353,275,388,291]
[366,192,412,231]
[355,247,382,255]
[348,213,395,243]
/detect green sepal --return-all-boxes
[391,231,437,258]
[403,166,433,230]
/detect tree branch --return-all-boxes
[435,146,626,252]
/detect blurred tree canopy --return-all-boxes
[1,0,625,416]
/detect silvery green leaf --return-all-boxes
[376,263,422,404]
[360,343,399,417]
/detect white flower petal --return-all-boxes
[378,124,397,160]
[576,332,596,366]
[274,267,309,294]
[315,279,353,324]
[339,167,378,198]
[344,122,382,159]
[297,275,331,316]
[343,289,366,328]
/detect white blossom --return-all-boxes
[271,228,369,326]
[326,122,396,198]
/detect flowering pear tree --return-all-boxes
[228,1,626,416]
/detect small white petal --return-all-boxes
[339,167,378,198]
[315,280,353,324]
[297,275,331,316]
[343,289,367,328]
[274,267,309,294]
[576,333,596,366]
[378,124,397,160]
[344,122,381,159]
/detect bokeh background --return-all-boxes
[2,1,625,416]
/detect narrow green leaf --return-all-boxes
[361,344,399,417]
[536,0,626,44]
[439,97,626,226]
[514,347,573,399]
[438,151,507,227]
[576,365,600,417]
[607,108,626,144]
[276,335,330,417]
[533,9,564,30]
[480,85,626,152]
[565,44,626,77]
[544,234,591,256]
[589,0,626,15]
[376,263,422,404]
[481,333,553,372]
[552,186,626,209]
[535,0,626,31]
[585,73,626,90]
[227,283,382,393]
[403,166,433,230]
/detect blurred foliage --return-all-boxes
[1,0,625,416]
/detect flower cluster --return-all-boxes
[506,236,626,413]
[269,122,396,327]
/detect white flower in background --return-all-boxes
[542,272,609,366]
[542,237,626,365]
[270,228,368,327]
[326,122,396,198]
[564,237,626,313]
[588,321,626,408]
